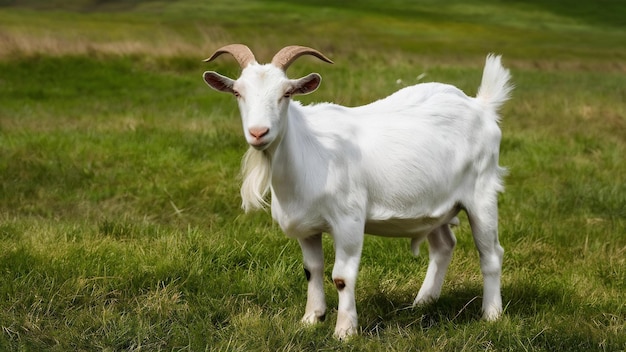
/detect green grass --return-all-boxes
[1,0,625,351]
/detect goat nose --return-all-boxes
[249,127,269,139]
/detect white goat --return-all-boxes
[203,44,512,339]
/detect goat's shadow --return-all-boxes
[356,281,571,334]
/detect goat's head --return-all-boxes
[203,44,333,150]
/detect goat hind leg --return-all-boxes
[413,225,456,306]
[467,201,504,321]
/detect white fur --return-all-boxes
[204,53,512,339]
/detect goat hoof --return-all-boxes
[333,326,357,340]
[413,294,438,307]
[301,311,326,325]
[333,312,358,340]
[482,307,502,321]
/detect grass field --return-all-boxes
[1,0,625,351]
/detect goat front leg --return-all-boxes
[298,234,326,324]
[331,224,364,339]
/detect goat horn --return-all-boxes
[271,45,333,71]
[204,44,257,68]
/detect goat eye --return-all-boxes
[233,91,241,98]
[283,92,292,99]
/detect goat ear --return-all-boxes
[291,73,321,96]
[203,71,235,94]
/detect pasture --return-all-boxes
[0,0,624,350]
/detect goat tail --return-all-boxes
[476,54,513,114]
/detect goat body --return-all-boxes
[203,45,512,339]
[271,82,504,237]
